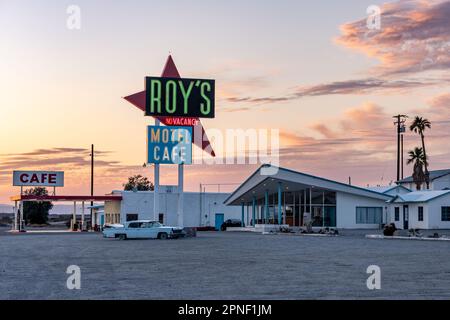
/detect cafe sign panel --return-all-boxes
[13,171,64,187]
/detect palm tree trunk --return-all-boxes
[421,133,430,189]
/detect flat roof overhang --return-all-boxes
[226,177,334,205]
[10,195,122,202]
[225,165,393,205]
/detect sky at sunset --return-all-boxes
[1,0,450,206]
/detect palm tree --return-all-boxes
[410,116,431,189]
[407,147,426,190]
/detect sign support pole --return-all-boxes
[177,163,184,227]
[14,201,18,231]
[153,119,160,222]
[19,201,24,232]
[73,201,77,231]
[81,201,85,231]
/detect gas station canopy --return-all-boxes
[10,195,122,202]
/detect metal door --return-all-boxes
[215,213,225,231]
[403,205,409,229]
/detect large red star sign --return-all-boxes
[123,55,216,157]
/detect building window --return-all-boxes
[158,213,164,224]
[395,207,400,221]
[126,214,139,222]
[105,213,120,224]
[442,207,450,221]
[418,207,424,222]
[356,207,382,224]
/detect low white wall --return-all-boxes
[433,174,450,191]
[427,194,450,229]
[407,203,427,230]
[336,192,388,229]
[399,177,450,191]
[389,205,401,229]
[118,191,241,227]
[388,193,450,229]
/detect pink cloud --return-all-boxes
[336,0,450,76]
[223,1,450,107]
[427,93,450,118]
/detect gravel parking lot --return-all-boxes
[1,228,450,300]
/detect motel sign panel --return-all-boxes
[147,126,193,165]
[13,171,64,187]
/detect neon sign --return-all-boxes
[145,77,215,118]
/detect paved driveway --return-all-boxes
[1,229,449,299]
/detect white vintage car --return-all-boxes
[102,220,185,240]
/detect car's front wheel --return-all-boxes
[158,232,168,240]
[118,234,127,240]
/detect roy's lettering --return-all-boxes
[145,77,215,118]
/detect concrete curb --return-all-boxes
[366,234,450,241]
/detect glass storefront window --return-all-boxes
[254,189,336,227]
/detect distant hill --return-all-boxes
[0,204,13,214]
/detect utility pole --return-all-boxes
[90,144,94,229]
[393,115,407,183]
[401,134,404,179]
[199,183,202,227]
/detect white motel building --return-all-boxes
[101,165,450,230]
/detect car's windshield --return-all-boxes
[127,221,163,228]
[128,222,142,228]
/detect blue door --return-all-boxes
[215,213,225,231]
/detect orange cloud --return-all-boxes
[273,96,450,187]
[310,124,337,139]
[0,147,148,202]
[2,94,450,203]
